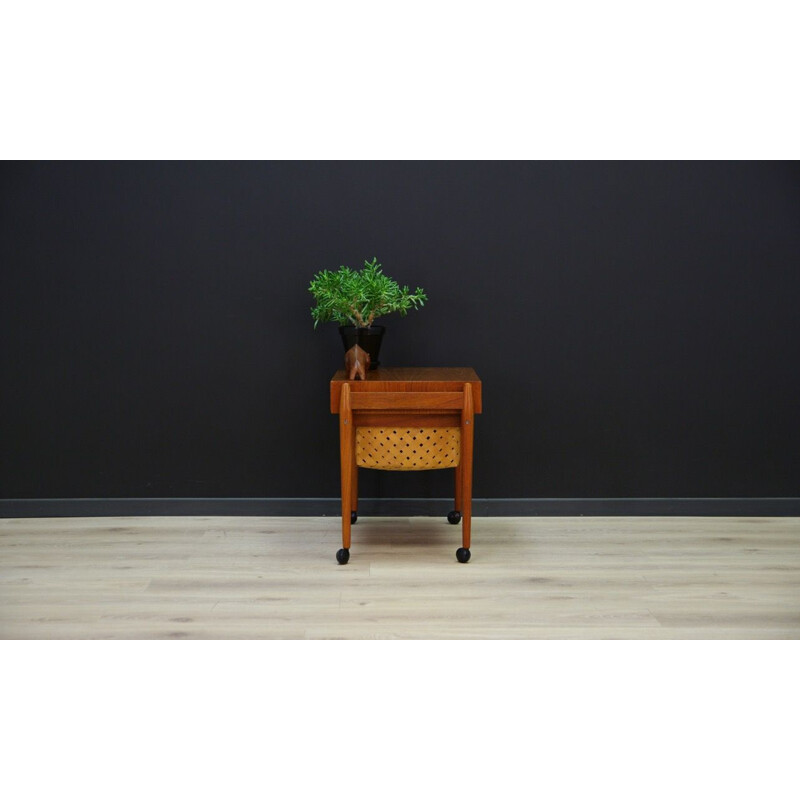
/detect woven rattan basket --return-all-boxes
[355,426,460,471]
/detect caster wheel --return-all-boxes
[447,510,461,525]
[456,547,471,563]
[336,548,350,565]
[351,511,358,524]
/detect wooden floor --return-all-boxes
[1,515,798,639]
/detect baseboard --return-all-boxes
[1,497,798,518]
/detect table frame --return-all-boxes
[330,367,482,563]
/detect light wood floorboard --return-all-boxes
[1,515,798,639]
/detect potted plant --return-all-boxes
[309,257,427,370]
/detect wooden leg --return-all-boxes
[341,459,352,549]
[461,461,472,550]
[461,384,474,551]
[339,385,353,550]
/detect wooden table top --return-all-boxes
[330,367,481,413]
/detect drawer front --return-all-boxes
[355,426,460,471]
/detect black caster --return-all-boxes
[456,547,471,563]
[447,510,461,525]
[336,548,350,565]
[351,511,358,524]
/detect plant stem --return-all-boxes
[349,304,365,327]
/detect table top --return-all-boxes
[330,367,481,413]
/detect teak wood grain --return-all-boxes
[330,368,482,414]
[349,392,465,410]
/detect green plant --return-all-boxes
[309,257,427,329]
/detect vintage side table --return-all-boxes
[330,367,482,564]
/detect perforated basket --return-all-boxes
[355,426,460,471]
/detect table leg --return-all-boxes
[460,383,474,552]
[339,385,353,552]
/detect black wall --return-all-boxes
[2,161,799,509]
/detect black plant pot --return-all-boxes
[338,325,385,370]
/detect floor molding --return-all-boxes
[1,497,799,518]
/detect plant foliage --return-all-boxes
[309,258,427,329]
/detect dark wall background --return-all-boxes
[2,161,799,503]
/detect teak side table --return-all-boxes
[330,367,482,564]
